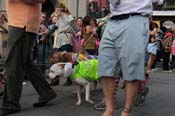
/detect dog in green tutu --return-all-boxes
[48,59,100,105]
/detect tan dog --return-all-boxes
[49,52,90,63]
[49,52,74,64]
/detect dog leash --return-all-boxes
[77,31,96,56]
[0,25,8,33]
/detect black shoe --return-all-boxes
[33,93,56,107]
[94,101,106,111]
[64,80,72,86]
[94,101,119,111]
[135,87,149,107]
[0,91,3,96]
[0,109,20,116]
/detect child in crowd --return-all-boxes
[94,72,150,110]
[94,68,122,110]
[146,35,158,74]
[81,16,100,55]
[94,78,121,110]
[170,38,175,71]
[81,24,99,55]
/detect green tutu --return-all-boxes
[71,59,99,81]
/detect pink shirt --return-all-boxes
[171,40,175,56]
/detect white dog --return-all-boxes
[48,59,99,106]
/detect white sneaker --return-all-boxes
[163,70,172,73]
[23,82,27,85]
[152,68,158,72]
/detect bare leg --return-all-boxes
[76,85,82,106]
[101,77,116,116]
[85,82,94,104]
[75,78,91,105]
[121,81,138,116]
[147,54,156,74]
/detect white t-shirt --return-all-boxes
[109,0,164,16]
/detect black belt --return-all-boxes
[110,13,142,21]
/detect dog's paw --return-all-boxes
[86,99,94,104]
[76,101,81,106]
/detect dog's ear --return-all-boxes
[49,52,60,63]
[61,52,72,62]
[49,57,55,64]
[58,64,65,69]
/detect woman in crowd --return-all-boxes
[53,3,80,86]
[162,32,174,71]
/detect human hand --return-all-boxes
[40,36,46,41]
[76,31,81,36]
[98,21,106,27]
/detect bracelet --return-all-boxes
[123,107,132,113]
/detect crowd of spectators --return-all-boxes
[0,3,175,73]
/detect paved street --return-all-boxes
[1,70,175,116]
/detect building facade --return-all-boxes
[88,0,109,18]
[64,0,88,18]
[153,0,175,32]
[0,0,6,11]
[59,0,88,18]
[89,0,108,8]
[1,0,175,31]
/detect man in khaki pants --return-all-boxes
[0,0,56,115]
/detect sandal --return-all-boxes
[94,101,106,111]
[94,101,119,111]
[121,111,131,116]
[146,70,151,75]
[135,87,149,107]
[121,108,131,116]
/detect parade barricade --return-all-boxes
[0,29,8,72]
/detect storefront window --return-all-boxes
[165,0,175,5]
[153,0,175,10]
[88,0,110,18]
